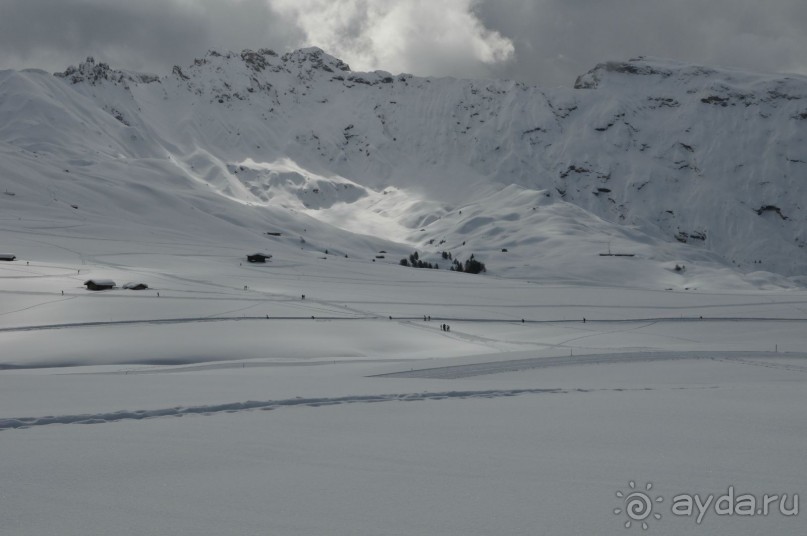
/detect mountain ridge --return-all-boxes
[1,48,805,288]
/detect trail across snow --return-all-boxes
[0,386,676,430]
[2,315,806,335]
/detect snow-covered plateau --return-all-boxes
[0,48,805,535]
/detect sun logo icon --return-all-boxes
[614,481,663,530]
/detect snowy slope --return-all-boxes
[1,49,806,287]
[3,51,807,536]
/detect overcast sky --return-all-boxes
[2,0,806,87]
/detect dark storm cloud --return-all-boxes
[0,0,302,74]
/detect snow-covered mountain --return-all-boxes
[5,50,807,536]
[2,47,806,288]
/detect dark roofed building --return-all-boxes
[84,279,116,291]
[0,254,16,261]
[122,282,149,290]
[247,253,272,263]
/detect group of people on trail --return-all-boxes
[423,315,450,332]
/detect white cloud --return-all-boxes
[268,0,514,77]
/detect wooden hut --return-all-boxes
[84,279,116,291]
[247,253,272,263]
[0,254,16,261]
[122,282,149,290]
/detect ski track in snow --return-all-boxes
[0,316,371,335]
[10,344,772,431]
[0,387,653,431]
[1,353,802,430]
[372,351,807,379]
[1,316,806,335]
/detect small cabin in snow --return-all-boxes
[84,279,116,291]
[122,282,149,290]
[0,254,16,261]
[247,253,272,263]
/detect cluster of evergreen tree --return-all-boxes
[449,254,486,274]
[399,251,438,269]
[399,251,486,274]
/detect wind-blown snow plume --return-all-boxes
[269,0,515,77]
